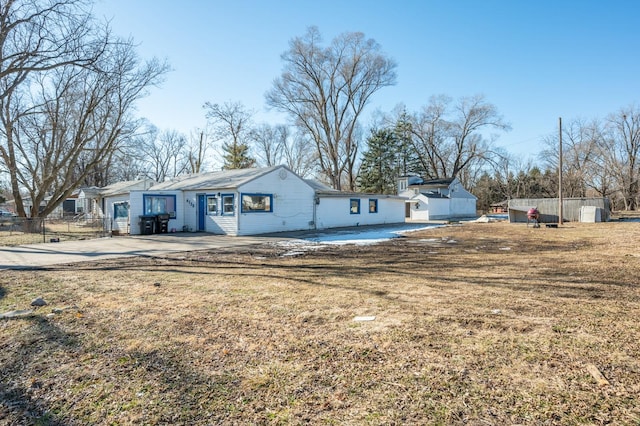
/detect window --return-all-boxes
[143,194,176,218]
[350,199,360,214]
[369,199,378,213]
[206,196,218,215]
[221,194,235,215]
[241,193,273,213]
[113,201,129,219]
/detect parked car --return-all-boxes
[0,210,17,217]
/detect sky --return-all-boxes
[93,0,640,163]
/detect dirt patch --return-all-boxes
[1,221,639,424]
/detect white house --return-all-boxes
[76,187,101,219]
[22,193,80,218]
[122,165,406,236]
[100,179,156,234]
[398,177,477,221]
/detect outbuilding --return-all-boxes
[398,177,477,221]
[508,197,611,223]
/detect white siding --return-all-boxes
[424,197,451,220]
[400,185,477,221]
[129,190,183,235]
[315,196,405,229]
[182,191,199,232]
[450,197,477,218]
[103,194,132,233]
[182,191,237,234]
[209,192,239,235]
[236,169,315,235]
[408,197,431,221]
[128,192,144,235]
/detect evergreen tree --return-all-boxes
[222,141,255,170]
[357,128,400,194]
[393,112,428,178]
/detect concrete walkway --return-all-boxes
[0,233,289,270]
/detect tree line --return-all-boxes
[358,105,640,212]
[1,1,638,218]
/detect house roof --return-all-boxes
[78,186,101,197]
[148,166,287,191]
[420,191,448,199]
[412,177,456,187]
[316,189,406,200]
[100,179,155,197]
[304,179,337,192]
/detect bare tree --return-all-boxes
[266,26,397,190]
[603,107,640,210]
[281,132,317,178]
[185,128,213,173]
[203,101,255,169]
[0,11,168,218]
[0,0,107,101]
[250,123,285,167]
[409,95,510,182]
[250,123,316,176]
[138,128,188,182]
[406,95,450,178]
[540,117,611,199]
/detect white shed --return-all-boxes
[399,177,477,221]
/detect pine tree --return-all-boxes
[393,112,428,178]
[222,141,255,170]
[357,128,400,194]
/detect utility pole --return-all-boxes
[558,117,563,225]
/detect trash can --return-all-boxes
[156,213,170,233]
[139,215,156,235]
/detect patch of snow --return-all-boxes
[276,223,441,255]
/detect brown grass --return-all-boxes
[1,221,640,425]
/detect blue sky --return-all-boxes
[94,0,640,163]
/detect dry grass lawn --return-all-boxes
[1,220,640,425]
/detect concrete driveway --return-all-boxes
[0,233,289,270]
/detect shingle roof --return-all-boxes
[415,177,455,187]
[148,166,284,191]
[100,179,155,197]
[304,179,337,192]
[420,191,448,199]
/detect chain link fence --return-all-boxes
[0,216,110,246]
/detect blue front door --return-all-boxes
[197,194,206,231]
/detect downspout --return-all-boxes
[313,192,318,230]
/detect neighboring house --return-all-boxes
[398,176,477,221]
[508,197,611,223]
[22,194,75,218]
[490,200,509,213]
[100,179,156,234]
[124,165,406,236]
[76,187,101,219]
